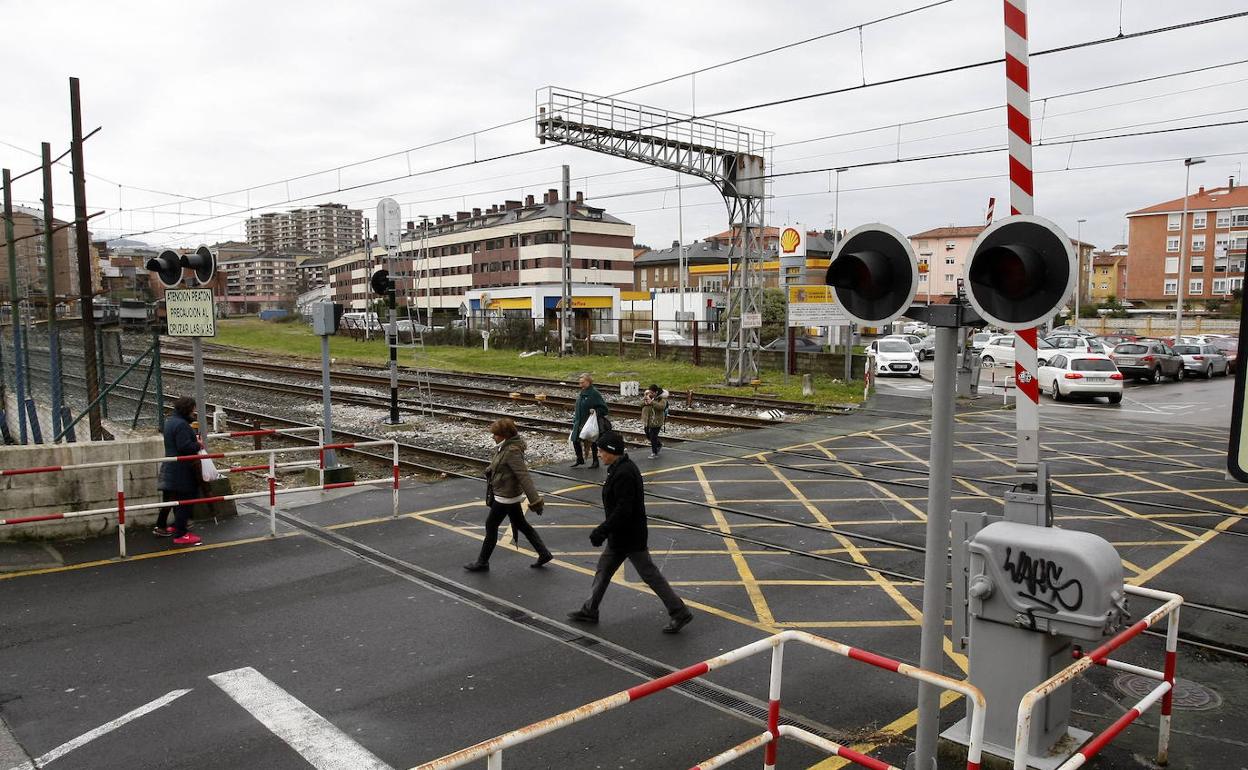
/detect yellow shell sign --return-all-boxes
[780,227,802,254]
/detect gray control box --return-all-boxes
[311,300,337,336]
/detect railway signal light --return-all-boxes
[370,268,393,296]
[963,215,1075,331]
[145,249,183,288]
[824,223,919,327]
[179,245,216,286]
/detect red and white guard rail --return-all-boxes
[1013,584,1183,770]
[411,630,986,770]
[1,438,402,558]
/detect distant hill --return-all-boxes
[106,238,151,249]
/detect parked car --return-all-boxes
[1172,343,1230,379]
[882,334,932,361]
[1038,353,1124,403]
[978,334,1058,368]
[1099,334,1137,347]
[902,321,928,335]
[970,332,993,352]
[1110,341,1185,383]
[763,336,823,352]
[1049,324,1095,337]
[1046,334,1109,355]
[631,329,688,345]
[589,332,619,343]
[1210,337,1238,374]
[393,319,431,334]
[868,338,921,377]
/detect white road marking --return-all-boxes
[5,689,191,770]
[209,667,392,770]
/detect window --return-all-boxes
[1165,257,1179,273]
[1167,213,1182,230]
[1234,233,1248,251]
[1100,282,1109,290]
[1163,279,1178,295]
[1235,209,1248,227]
[919,273,928,283]
[1191,256,1204,273]
[1213,278,1228,294]
[1189,278,1204,295]
[945,241,956,250]
[1216,210,1232,228]
[1192,211,1207,228]
[1166,237,1180,252]
[1231,277,1244,292]
[1216,233,1231,254]
[944,256,956,265]
[1192,235,1207,252]
[944,273,955,282]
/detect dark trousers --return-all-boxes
[155,489,195,536]
[644,426,662,455]
[581,547,688,618]
[573,438,599,464]
[476,501,549,564]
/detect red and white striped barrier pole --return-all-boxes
[392,441,401,518]
[763,641,784,769]
[1004,0,1040,470]
[268,451,278,537]
[115,464,127,558]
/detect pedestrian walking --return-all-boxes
[640,384,667,458]
[153,396,203,546]
[464,418,551,572]
[567,431,693,633]
[570,373,609,469]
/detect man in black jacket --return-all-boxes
[567,431,693,633]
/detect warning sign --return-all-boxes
[787,284,848,326]
[165,288,217,337]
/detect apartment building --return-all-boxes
[327,190,635,314]
[1088,250,1129,304]
[219,244,298,314]
[0,206,81,306]
[1125,181,1248,307]
[244,203,363,258]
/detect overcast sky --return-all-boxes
[3,0,1246,253]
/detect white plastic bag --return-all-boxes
[578,412,600,442]
[199,450,222,483]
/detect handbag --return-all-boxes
[578,412,600,442]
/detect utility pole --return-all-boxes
[560,164,572,355]
[70,77,102,440]
[41,143,64,439]
[1176,157,1205,342]
[3,169,27,443]
[677,172,686,318]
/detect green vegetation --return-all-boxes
[212,319,863,405]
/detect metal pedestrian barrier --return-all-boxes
[1,430,401,557]
[412,630,986,770]
[1013,584,1183,770]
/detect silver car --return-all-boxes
[1172,343,1230,379]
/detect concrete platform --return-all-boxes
[0,392,1244,768]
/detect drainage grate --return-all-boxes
[1113,673,1222,711]
[279,511,845,741]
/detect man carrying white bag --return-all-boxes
[570,373,610,469]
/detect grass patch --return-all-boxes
[212,318,863,405]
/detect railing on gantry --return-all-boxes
[0,428,402,557]
[1014,584,1183,770]
[412,630,986,770]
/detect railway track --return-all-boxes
[159,352,780,430]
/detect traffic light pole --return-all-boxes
[192,335,207,444]
[387,282,399,425]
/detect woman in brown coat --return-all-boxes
[464,418,553,571]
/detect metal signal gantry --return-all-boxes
[535,86,771,385]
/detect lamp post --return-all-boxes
[832,167,850,377]
[1176,157,1205,342]
[1074,218,1086,322]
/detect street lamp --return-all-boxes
[1073,218,1086,322]
[832,167,849,367]
[1176,157,1205,342]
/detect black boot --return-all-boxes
[463,561,489,572]
[527,531,553,568]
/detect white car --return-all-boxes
[631,329,688,345]
[970,332,993,352]
[1037,352,1123,404]
[979,334,1057,368]
[902,321,928,335]
[884,333,932,361]
[869,338,921,377]
[1046,334,1109,355]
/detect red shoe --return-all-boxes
[172,533,202,546]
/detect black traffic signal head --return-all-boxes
[964,215,1074,330]
[370,268,393,296]
[145,249,183,288]
[179,245,216,286]
[824,223,919,327]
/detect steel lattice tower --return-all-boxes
[536,87,770,385]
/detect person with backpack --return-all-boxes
[567,431,693,634]
[640,384,667,459]
[570,373,609,469]
[464,418,551,572]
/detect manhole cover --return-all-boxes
[1113,673,1222,711]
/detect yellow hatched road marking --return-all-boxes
[693,464,776,627]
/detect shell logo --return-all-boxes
[780,227,802,254]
